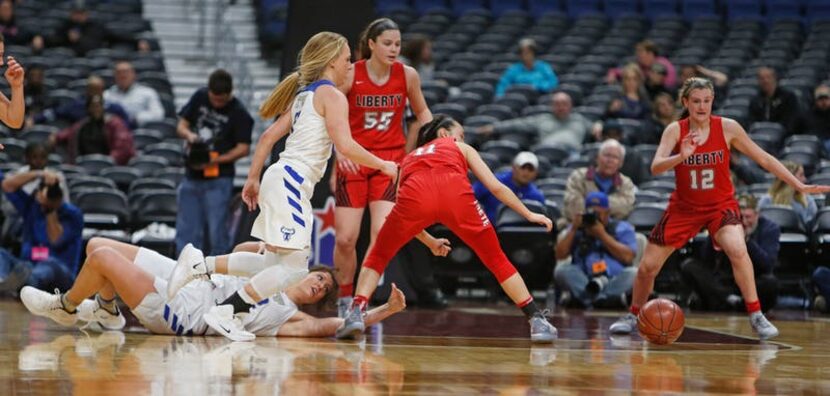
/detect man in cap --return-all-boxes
[473,151,546,223]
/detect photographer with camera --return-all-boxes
[554,192,638,308]
[0,169,83,293]
[176,69,253,256]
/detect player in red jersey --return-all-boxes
[609,78,830,340]
[332,18,433,315]
[335,115,559,343]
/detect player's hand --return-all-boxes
[380,160,398,184]
[527,213,553,231]
[4,56,24,88]
[387,283,406,313]
[427,238,452,257]
[241,178,260,211]
[336,153,360,174]
[799,184,830,194]
[679,132,698,159]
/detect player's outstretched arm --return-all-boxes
[460,142,552,231]
[728,118,830,194]
[651,122,692,175]
[0,56,25,129]
[276,283,406,337]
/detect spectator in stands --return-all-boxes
[8,143,69,198]
[105,60,164,126]
[644,63,672,101]
[758,160,817,226]
[400,34,434,82]
[24,65,50,118]
[494,38,558,97]
[641,92,678,145]
[606,64,650,121]
[600,120,649,186]
[563,139,635,222]
[477,91,591,150]
[175,69,253,255]
[607,40,676,89]
[40,2,149,57]
[801,84,830,154]
[681,194,779,311]
[473,151,546,223]
[812,267,830,313]
[554,191,637,309]
[0,170,83,293]
[32,75,131,128]
[0,0,33,47]
[749,66,800,136]
[49,94,135,166]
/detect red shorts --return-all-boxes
[362,172,517,283]
[335,148,405,208]
[649,199,742,249]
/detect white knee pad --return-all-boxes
[227,252,269,277]
[248,248,310,299]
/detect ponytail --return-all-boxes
[259,72,300,119]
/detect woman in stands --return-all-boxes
[331,18,432,316]
[165,31,399,341]
[335,115,558,343]
[608,77,830,340]
[758,160,817,226]
[0,32,25,141]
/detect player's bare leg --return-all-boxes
[610,243,675,334]
[334,206,365,317]
[715,225,778,340]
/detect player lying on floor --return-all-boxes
[20,237,405,337]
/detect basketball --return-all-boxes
[637,298,685,345]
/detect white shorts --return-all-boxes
[251,162,315,249]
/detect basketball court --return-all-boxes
[2,300,828,394]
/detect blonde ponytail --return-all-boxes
[259,72,300,119]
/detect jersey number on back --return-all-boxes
[364,111,394,131]
[413,144,436,156]
[689,168,714,190]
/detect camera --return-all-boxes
[586,274,609,296]
[186,139,211,168]
[582,209,597,227]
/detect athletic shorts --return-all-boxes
[251,161,315,249]
[335,148,405,208]
[649,199,742,249]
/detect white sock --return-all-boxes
[205,257,216,273]
[226,252,268,277]
[237,287,258,305]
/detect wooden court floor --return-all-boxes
[1,299,829,395]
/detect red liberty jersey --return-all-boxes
[400,137,467,185]
[671,116,734,208]
[347,60,408,150]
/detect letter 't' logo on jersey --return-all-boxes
[280,226,296,241]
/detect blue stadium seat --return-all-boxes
[528,0,563,16]
[490,0,525,16]
[566,0,602,17]
[764,0,802,23]
[412,0,449,14]
[681,0,717,21]
[449,0,486,16]
[806,0,830,23]
[605,0,640,18]
[724,0,762,22]
[643,0,678,19]
[376,0,411,14]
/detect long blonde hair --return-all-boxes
[259,32,348,119]
[768,160,808,207]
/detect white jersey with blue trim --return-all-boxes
[278,79,336,184]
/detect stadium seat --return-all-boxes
[77,154,116,175]
[533,144,571,167]
[481,139,521,163]
[760,204,809,243]
[640,180,676,195]
[100,166,143,191]
[432,103,468,122]
[475,104,516,120]
[495,199,554,290]
[1,138,25,162]
[129,178,177,194]
[68,176,118,195]
[605,0,640,18]
[129,155,171,176]
[144,143,185,167]
[536,177,568,191]
[635,190,665,204]
[413,0,450,14]
[681,0,717,21]
[75,188,130,229]
[134,191,178,227]
[643,0,679,20]
[626,202,668,233]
